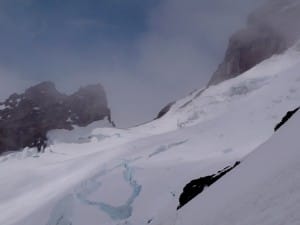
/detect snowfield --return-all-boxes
[0,43,300,225]
[175,109,300,225]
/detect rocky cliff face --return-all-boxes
[208,0,300,86]
[0,82,114,154]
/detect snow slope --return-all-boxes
[175,110,300,225]
[0,43,300,225]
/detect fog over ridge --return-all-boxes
[0,0,265,127]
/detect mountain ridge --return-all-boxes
[0,81,114,154]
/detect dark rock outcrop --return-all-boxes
[274,107,299,131]
[0,81,114,154]
[155,102,175,120]
[208,28,287,86]
[208,0,300,86]
[177,162,240,210]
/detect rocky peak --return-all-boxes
[67,83,112,126]
[0,82,114,154]
[22,82,67,109]
[25,81,58,96]
[24,81,65,101]
[208,0,300,86]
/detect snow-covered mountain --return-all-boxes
[0,38,299,225]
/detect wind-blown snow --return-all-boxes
[0,43,300,225]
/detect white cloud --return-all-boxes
[0,0,266,127]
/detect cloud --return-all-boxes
[112,0,264,126]
[0,0,265,127]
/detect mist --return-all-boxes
[0,0,264,127]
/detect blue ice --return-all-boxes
[75,161,142,220]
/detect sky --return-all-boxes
[0,0,264,127]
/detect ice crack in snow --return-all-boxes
[74,160,142,221]
[98,161,142,220]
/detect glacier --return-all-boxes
[0,43,300,225]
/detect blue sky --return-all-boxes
[0,0,263,127]
[0,0,160,78]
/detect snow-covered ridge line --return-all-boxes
[141,43,300,133]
